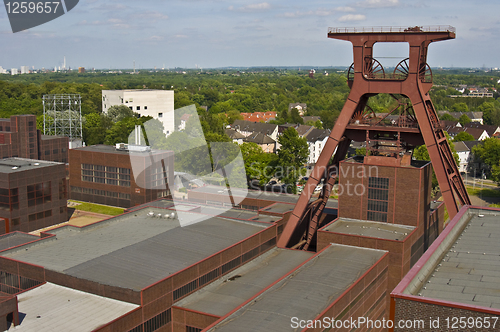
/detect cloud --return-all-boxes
[338,14,366,22]
[76,18,131,29]
[336,6,356,12]
[228,2,271,12]
[279,6,356,18]
[356,0,399,8]
[136,11,169,21]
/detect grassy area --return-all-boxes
[466,186,500,198]
[70,200,125,216]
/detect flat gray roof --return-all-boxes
[0,158,62,174]
[1,207,268,291]
[208,244,385,332]
[8,282,138,332]
[416,209,500,309]
[323,218,414,241]
[72,144,172,156]
[127,199,280,223]
[175,248,314,316]
[259,203,295,214]
[0,232,39,251]
[190,185,339,209]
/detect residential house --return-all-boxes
[446,126,489,141]
[232,120,279,141]
[243,132,276,153]
[225,128,245,144]
[304,128,330,165]
[240,112,276,123]
[178,114,193,131]
[463,122,500,137]
[288,103,307,116]
[302,116,321,124]
[437,111,483,124]
[453,141,470,173]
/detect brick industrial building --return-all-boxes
[0,151,446,331]
[69,144,174,208]
[391,205,500,331]
[0,114,68,164]
[0,158,67,235]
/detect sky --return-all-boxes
[0,0,499,70]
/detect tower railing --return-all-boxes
[328,25,456,34]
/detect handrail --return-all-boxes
[328,25,455,34]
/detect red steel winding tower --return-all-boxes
[278,26,470,250]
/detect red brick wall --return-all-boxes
[393,298,500,332]
[306,254,389,332]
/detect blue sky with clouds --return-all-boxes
[0,0,499,69]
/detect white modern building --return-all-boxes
[20,66,29,74]
[102,89,175,135]
[11,68,18,75]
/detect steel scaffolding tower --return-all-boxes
[42,94,82,140]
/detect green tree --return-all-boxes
[451,102,469,113]
[472,137,500,169]
[106,105,136,122]
[413,132,459,193]
[240,142,278,185]
[276,128,308,193]
[439,113,455,121]
[458,114,471,126]
[453,131,475,142]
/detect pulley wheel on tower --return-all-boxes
[363,57,385,79]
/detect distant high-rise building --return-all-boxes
[78,67,85,73]
[20,66,29,74]
[0,67,7,74]
[10,68,18,75]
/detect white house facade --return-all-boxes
[102,89,175,135]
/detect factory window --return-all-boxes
[173,280,197,301]
[136,106,140,111]
[186,327,202,332]
[142,309,171,332]
[81,164,131,187]
[58,179,66,200]
[12,218,19,226]
[28,209,52,222]
[367,177,389,222]
[0,188,18,211]
[27,182,51,207]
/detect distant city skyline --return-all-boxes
[0,0,499,70]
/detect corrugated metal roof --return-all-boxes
[175,248,314,316]
[208,244,385,332]
[418,210,500,309]
[1,208,267,291]
[323,218,414,241]
[0,232,39,251]
[8,282,138,332]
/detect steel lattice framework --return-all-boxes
[278,25,471,250]
[43,94,82,140]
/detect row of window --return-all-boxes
[367,177,389,223]
[44,148,67,155]
[28,209,52,222]
[81,164,132,187]
[127,309,171,332]
[173,237,276,302]
[0,188,18,211]
[71,186,131,200]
